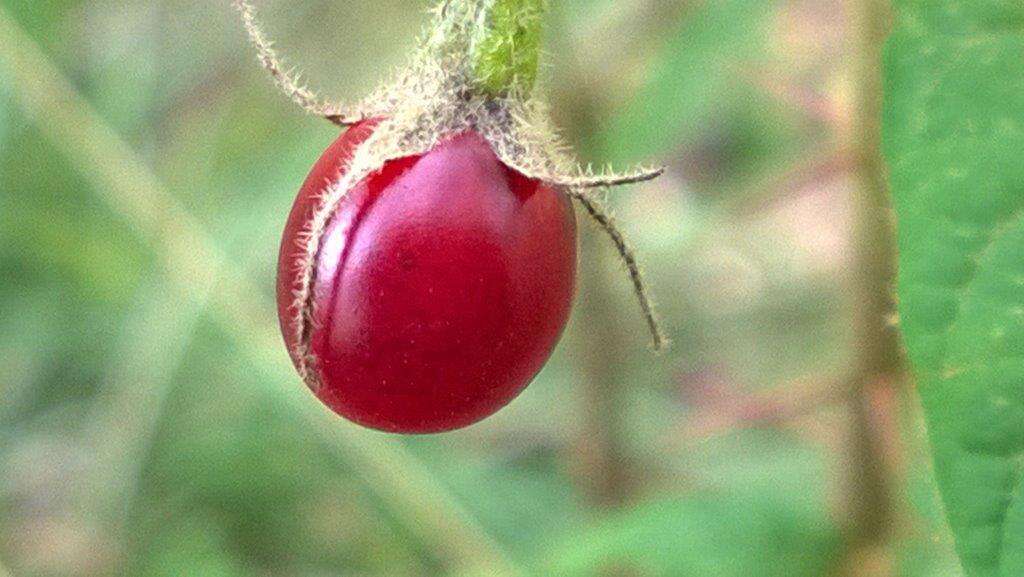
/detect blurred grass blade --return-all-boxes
[883,1,1024,576]
[0,6,521,576]
[80,277,217,527]
[545,492,839,577]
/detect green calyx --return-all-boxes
[469,0,546,98]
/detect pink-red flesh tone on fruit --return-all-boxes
[277,121,577,433]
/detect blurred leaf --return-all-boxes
[0,0,84,53]
[602,0,775,161]
[882,1,1024,576]
[137,515,246,577]
[898,397,964,577]
[0,80,10,148]
[545,430,838,577]
[544,490,838,577]
[689,429,831,514]
[427,446,582,561]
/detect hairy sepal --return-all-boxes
[286,2,665,383]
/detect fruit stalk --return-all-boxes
[469,0,547,97]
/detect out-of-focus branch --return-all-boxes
[563,107,636,509]
[737,66,840,125]
[668,374,855,450]
[0,8,521,577]
[838,0,901,574]
[726,145,853,216]
[571,242,636,507]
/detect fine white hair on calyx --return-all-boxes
[246,0,668,377]
[231,0,371,125]
[478,99,668,350]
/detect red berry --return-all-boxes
[277,120,577,433]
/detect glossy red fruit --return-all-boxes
[277,120,577,433]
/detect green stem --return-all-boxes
[470,0,547,97]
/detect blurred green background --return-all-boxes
[0,1,959,576]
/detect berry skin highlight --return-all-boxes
[278,122,576,433]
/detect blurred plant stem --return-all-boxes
[573,246,636,507]
[839,0,901,574]
[550,8,640,511]
[673,374,855,450]
[550,0,689,541]
[0,7,522,576]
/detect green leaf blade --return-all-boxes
[884,2,1024,575]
